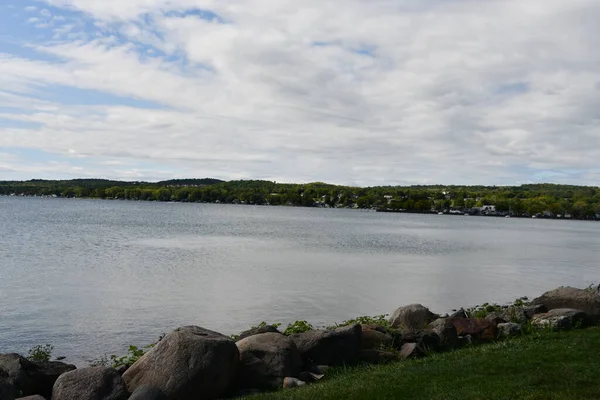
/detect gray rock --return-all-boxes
[484,312,508,324]
[128,385,167,400]
[236,332,302,389]
[497,323,522,338]
[1,377,16,400]
[235,325,281,342]
[429,318,461,349]
[449,309,468,319]
[52,367,128,400]
[16,396,47,400]
[122,326,239,400]
[400,343,423,359]
[0,354,76,399]
[523,304,548,319]
[291,324,362,367]
[388,304,437,331]
[531,308,589,330]
[282,377,306,389]
[532,286,600,322]
[309,365,331,375]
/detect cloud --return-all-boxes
[0,0,599,184]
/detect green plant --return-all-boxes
[283,320,314,335]
[27,344,54,363]
[466,303,502,319]
[110,344,153,368]
[328,315,390,330]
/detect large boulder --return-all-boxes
[0,354,76,399]
[290,324,362,367]
[450,318,497,342]
[532,287,600,321]
[388,304,437,332]
[360,325,395,350]
[122,326,238,400]
[52,367,128,400]
[1,377,16,400]
[531,308,589,330]
[128,385,168,400]
[236,332,302,389]
[429,318,461,349]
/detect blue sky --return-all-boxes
[1,0,599,185]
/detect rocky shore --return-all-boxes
[1,286,599,400]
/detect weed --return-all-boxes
[283,320,314,335]
[27,344,54,363]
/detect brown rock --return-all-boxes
[282,377,306,389]
[52,367,128,400]
[450,318,497,342]
[360,325,394,349]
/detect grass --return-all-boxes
[247,327,600,400]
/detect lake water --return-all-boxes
[1,197,599,365]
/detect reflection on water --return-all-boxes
[1,197,599,364]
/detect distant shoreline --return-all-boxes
[2,193,598,222]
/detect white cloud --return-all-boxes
[1,0,600,184]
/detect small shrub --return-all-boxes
[110,341,158,368]
[27,344,54,363]
[283,320,314,335]
[466,303,502,319]
[328,315,391,330]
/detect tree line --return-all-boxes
[1,179,599,220]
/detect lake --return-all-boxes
[1,197,599,365]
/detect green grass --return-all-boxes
[248,327,600,400]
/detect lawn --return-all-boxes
[248,327,600,400]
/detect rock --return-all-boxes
[400,343,423,359]
[497,323,522,338]
[449,309,469,319]
[0,354,76,399]
[484,312,508,325]
[114,365,128,375]
[309,365,331,375]
[359,349,399,364]
[291,324,362,367]
[1,377,16,400]
[532,286,600,322]
[298,371,324,382]
[450,318,497,342]
[122,326,239,400]
[388,304,437,331]
[401,330,441,351]
[52,367,128,400]
[128,385,168,400]
[360,325,394,349]
[16,396,47,400]
[523,304,548,319]
[236,332,302,389]
[283,377,306,388]
[235,324,281,342]
[429,318,461,349]
[531,308,589,330]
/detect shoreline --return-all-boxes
[2,194,598,222]
[2,285,599,399]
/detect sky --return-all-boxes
[1,0,599,186]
